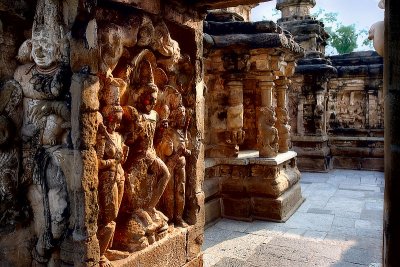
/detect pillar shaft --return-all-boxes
[259,80,275,107]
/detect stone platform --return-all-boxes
[292,135,332,172]
[205,151,304,223]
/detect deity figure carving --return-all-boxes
[114,60,170,252]
[96,78,128,267]
[276,107,291,152]
[258,107,279,158]
[158,106,191,227]
[13,22,72,265]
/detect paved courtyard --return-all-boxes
[203,170,384,267]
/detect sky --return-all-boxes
[251,0,384,53]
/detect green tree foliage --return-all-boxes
[313,8,372,55]
[329,24,358,54]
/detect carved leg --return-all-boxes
[162,170,175,222]
[174,164,187,227]
[148,157,170,210]
[97,221,116,266]
[28,185,49,266]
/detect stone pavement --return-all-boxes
[203,170,384,267]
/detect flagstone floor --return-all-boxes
[203,170,384,267]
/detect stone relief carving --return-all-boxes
[330,91,366,129]
[158,105,191,227]
[0,80,26,231]
[113,59,170,252]
[257,106,279,157]
[276,107,291,152]
[0,0,74,264]
[96,78,128,266]
[93,10,198,259]
[16,30,72,267]
[314,104,324,134]
[1,0,200,264]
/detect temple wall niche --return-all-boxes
[0,0,205,266]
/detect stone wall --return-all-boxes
[327,51,384,171]
[275,0,384,172]
[288,51,384,172]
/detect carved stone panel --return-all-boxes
[0,0,204,266]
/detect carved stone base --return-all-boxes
[330,136,384,171]
[107,228,194,267]
[292,135,332,172]
[205,151,304,222]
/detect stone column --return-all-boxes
[297,96,305,135]
[315,89,326,135]
[225,76,245,156]
[256,69,279,158]
[275,76,291,153]
[259,74,275,107]
[384,0,400,265]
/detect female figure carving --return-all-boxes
[158,106,191,227]
[96,78,128,267]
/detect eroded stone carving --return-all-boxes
[114,59,170,252]
[0,80,26,231]
[158,106,191,227]
[257,106,279,157]
[12,3,72,263]
[276,107,291,152]
[96,78,128,267]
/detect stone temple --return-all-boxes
[0,0,399,266]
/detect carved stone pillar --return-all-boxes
[225,76,245,157]
[257,72,279,158]
[297,96,305,135]
[275,77,291,153]
[259,76,274,107]
[315,89,326,135]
